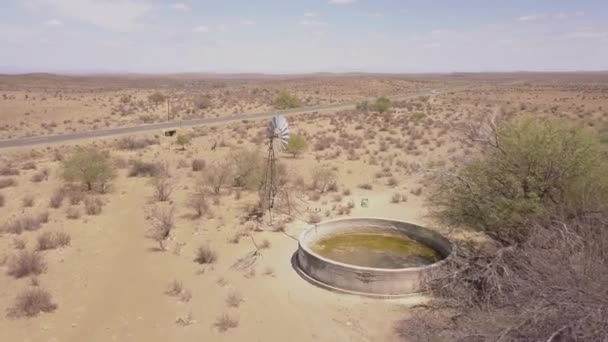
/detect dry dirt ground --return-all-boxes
[0,73,607,342]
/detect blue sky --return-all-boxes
[1,0,607,73]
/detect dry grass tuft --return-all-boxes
[6,250,46,278]
[214,313,239,332]
[36,231,71,251]
[7,288,57,318]
[194,245,217,264]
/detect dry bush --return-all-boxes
[3,215,45,234]
[358,183,373,190]
[0,166,19,176]
[128,160,163,177]
[36,231,71,251]
[22,194,35,207]
[214,313,239,332]
[84,197,103,215]
[165,279,191,301]
[194,244,217,264]
[191,158,206,171]
[226,290,243,308]
[30,171,47,183]
[151,176,173,202]
[6,250,46,278]
[0,193,4,207]
[13,238,26,250]
[206,161,233,194]
[7,288,57,318]
[21,161,37,170]
[67,191,85,205]
[398,216,608,342]
[230,148,263,190]
[66,206,81,220]
[116,137,157,150]
[0,178,17,189]
[186,191,209,218]
[147,205,175,250]
[310,165,337,193]
[308,213,322,224]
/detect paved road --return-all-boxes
[0,91,433,149]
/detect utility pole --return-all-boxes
[166,97,171,122]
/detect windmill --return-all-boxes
[261,115,289,220]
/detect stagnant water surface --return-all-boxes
[311,233,442,268]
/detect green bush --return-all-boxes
[371,97,391,113]
[148,92,166,104]
[272,91,301,109]
[176,134,192,150]
[63,147,116,192]
[229,148,263,190]
[285,135,308,157]
[430,116,608,244]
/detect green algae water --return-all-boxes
[311,233,442,268]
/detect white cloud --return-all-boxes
[300,19,327,27]
[304,11,319,17]
[329,0,355,4]
[170,3,190,11]
[566,31,608,39]
[33,0,152,31]
[517,13,547,22]
[192,25,210,33]
[44,19,63,27]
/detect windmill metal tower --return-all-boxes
[261,115,289,220]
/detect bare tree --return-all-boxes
[147,205,175,250]
[151,175,173,202]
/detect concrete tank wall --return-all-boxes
[295,218,452,297]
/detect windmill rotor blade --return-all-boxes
[267,115,289,142]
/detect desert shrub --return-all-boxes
[186,191,209,218]
[62,147,116,192]
[0,166,19,176]
[115,137,157,150]
[398,116,608,341]
[310,166,337,193]
[66,206,81,220]
[214,313,238,332]
[148,92,166,104]
[230,148,263,189]
[308,213,322,224]
[147,205,175,250]
[226,290,243,307]
[36,231,71,251]
[176,134,192,150]
[285,134,308,157]
[429,116,608,245]
[0,178,17,189]
[30,172,45,183]
[0,193,4,207]
[49,190,64,208]
[194,244,217,264]
[7,288,57,317]
[3,215,44,234]
[6,251,46,278]
[22,195,35,207]
[358,183,373,190]
[150,176,173,202]
[272,90,301,109]
[84,197,103,215]
[165,280,183,296]
[21,161,36,170]
[68,191,85,205]
[206,161,234,194]
[191,159,206,171]
[128,160,163,177]
[193,94,212,109]
[371,97,391,113]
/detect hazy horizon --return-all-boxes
[2,0,608,74]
